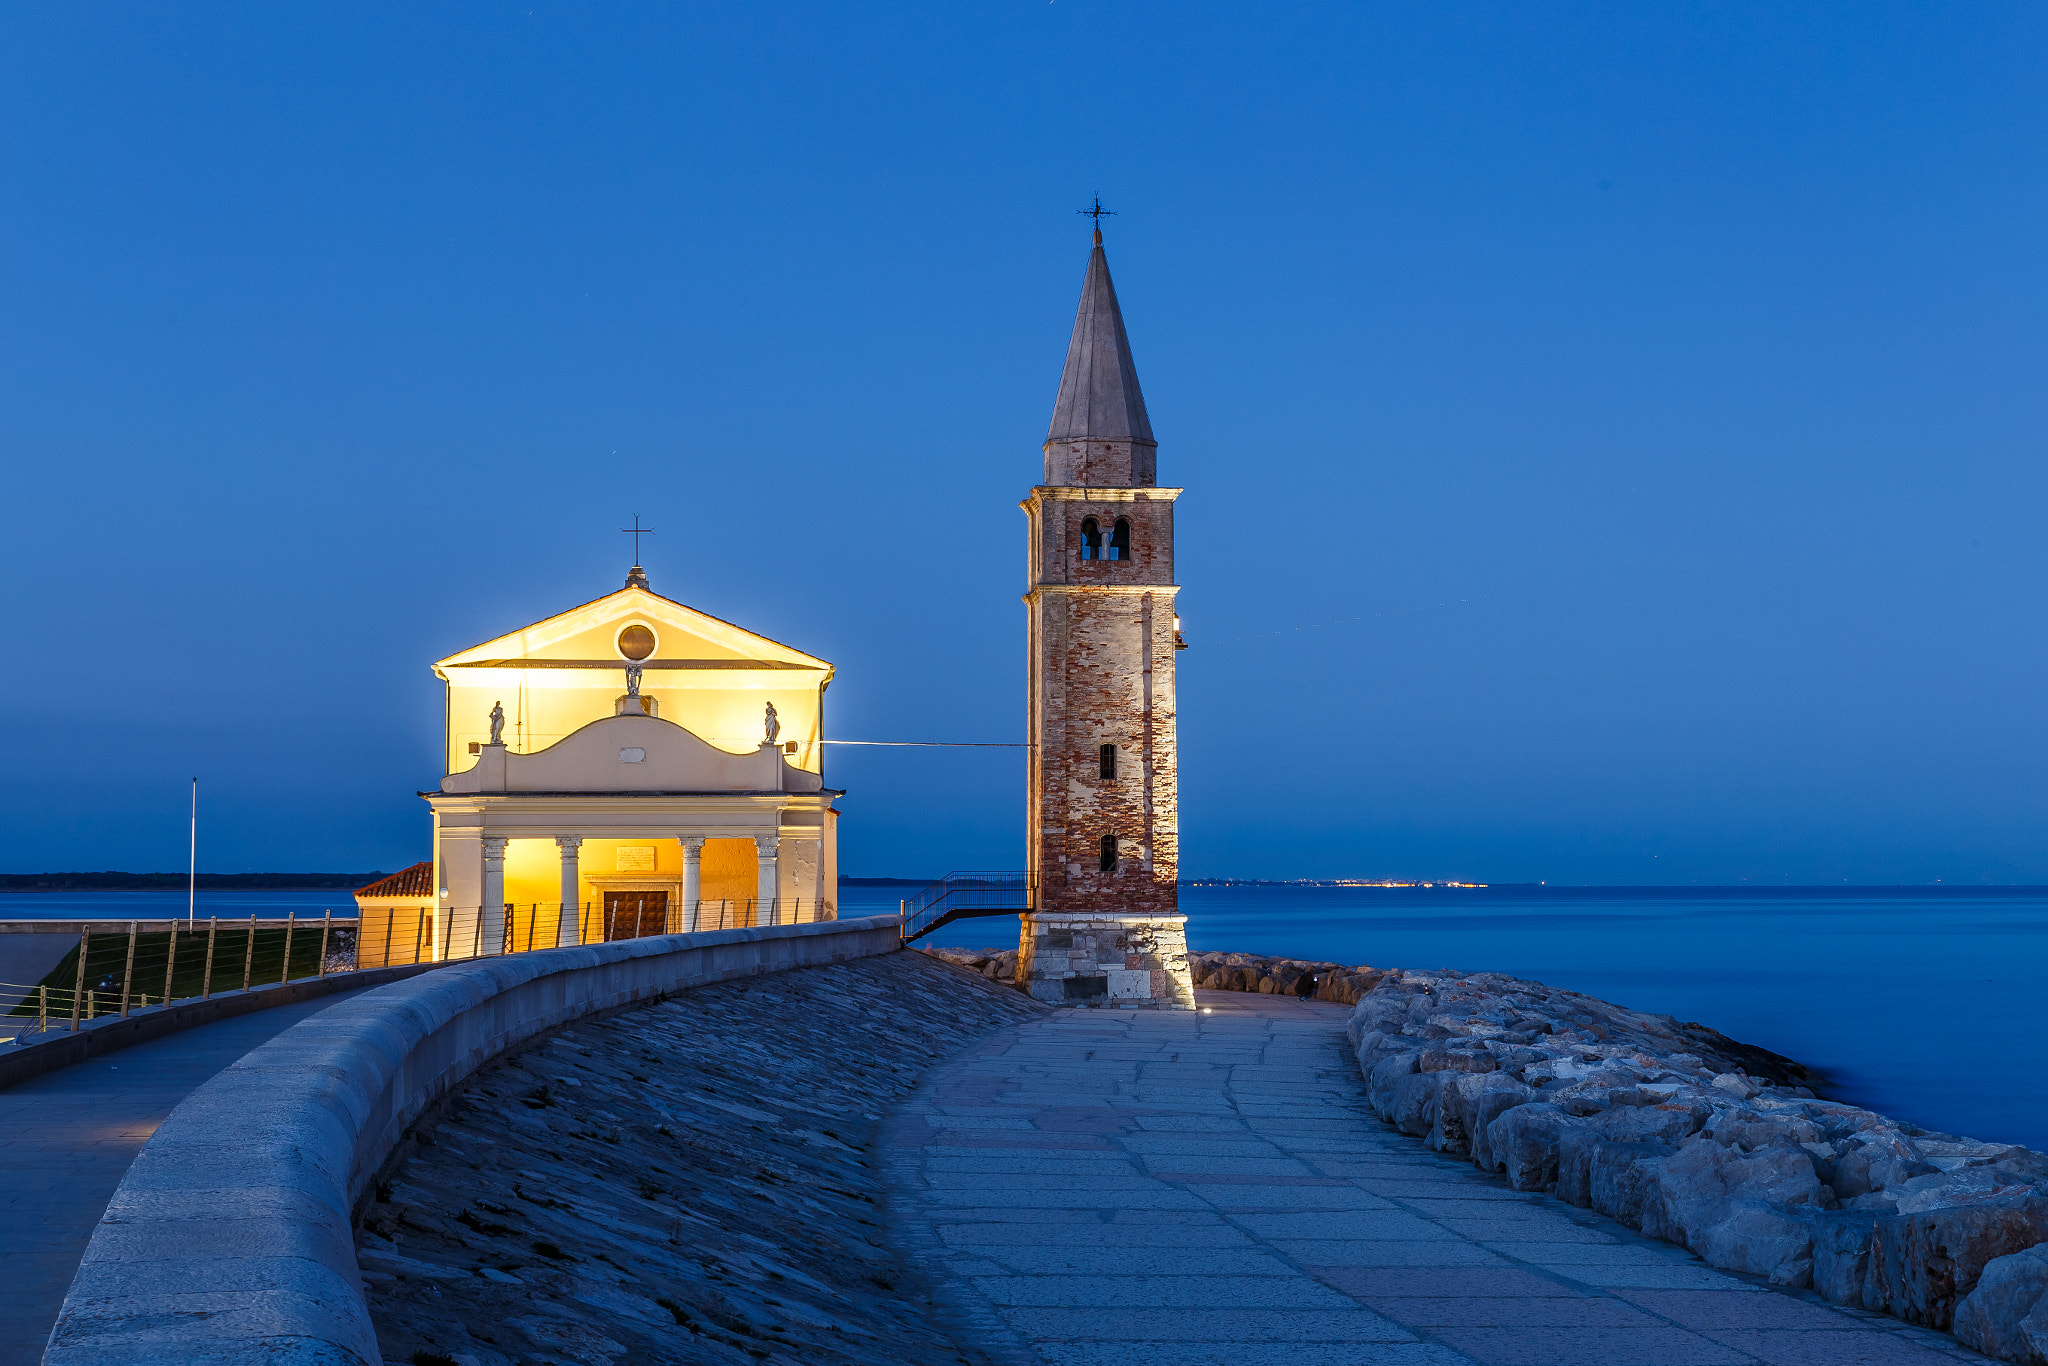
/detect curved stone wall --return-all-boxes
[41,915,903,1366]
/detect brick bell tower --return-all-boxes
[1016,226,1196,1009]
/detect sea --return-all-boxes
[12,883,2044,1152]
[846,882,2048,1154]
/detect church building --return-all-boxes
[1015,227,1196,1008]
[360,568,840,964]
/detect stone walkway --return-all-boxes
[887,989,1994,1366]
[0,987,374,1366]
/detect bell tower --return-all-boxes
[1016,227,1195,1009]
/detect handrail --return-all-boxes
[899,871,1035,942]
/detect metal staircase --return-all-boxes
[899,872,1036,943]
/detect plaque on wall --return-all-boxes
[615,846,657,872]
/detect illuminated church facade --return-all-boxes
[365,570,840,961]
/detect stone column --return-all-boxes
[753,834,780,927]
[478,836,508,958]
[554,836,584,949]
[679,837,705,933]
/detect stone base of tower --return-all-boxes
[1016,912,1195,1009]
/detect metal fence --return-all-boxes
[0,915,353,1045]
[356,898,837,968]
[0,896,840,1046]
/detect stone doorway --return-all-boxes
[604,890,670,941]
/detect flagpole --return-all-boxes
[188,778,197,929]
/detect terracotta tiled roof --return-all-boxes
[355,861,434,899]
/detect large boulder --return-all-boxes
[1863,1198,2048,1330]
[1364,1052,1420,1115]
[1611,1135,1833,1287]
[1692,1199,1818,1287]
[1894,1166,2043,1215]
[1428,1070,1529,1156]
[1466,1078,1541,1174]
[1487,1103,1576,1193]
[1385,1070,1442,1138]
[1702,1104,1824,1151]
[1588,1141,1677,1229]
[1954,1244,2048,1364]
[1811,1210,1882,1305]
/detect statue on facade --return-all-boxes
[488,701,505,745]
[764,701,780,744]
[625,663,644,699]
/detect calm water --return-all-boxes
[0,889,357,921]
[18,885,2043,1151]
[854,883,2048,1153]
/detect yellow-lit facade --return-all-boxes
[382,571,841,961]
[435,581,828,776]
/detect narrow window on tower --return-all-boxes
[1109,517,1131,561]
[1099,743,1117,780]
[1099,834,1118,872]
[1080,517,1101,560]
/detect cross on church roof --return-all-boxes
[621,515,654,562]
[1077,194,1115,244]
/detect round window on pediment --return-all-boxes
[616,624,657,661]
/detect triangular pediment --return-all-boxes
[434,585,830,676]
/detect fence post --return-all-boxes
[162,923,179,1005]
[202,918,217,999]
[69,928,89,1032]
[36,985,47,1032]
[318,912,332,977]
[382,905,395,969]
[281,912,297,984]
[242,914,257,992]
[117,923,138,1018]
[413,908,426,965]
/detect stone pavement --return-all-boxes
[886,989,1994,1366]
[0,986,375,1366]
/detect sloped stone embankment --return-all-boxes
[358,951,1045,1366]
[1349,967,2048,1362]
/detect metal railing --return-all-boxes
[0,897,840,1045]
[357,898,836,968]
[900,872,1035,943]
[0,915,355,1045]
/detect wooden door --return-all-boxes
[603,891,669,941]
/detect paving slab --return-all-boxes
[886,989,1998,1366]
[0,985,374,1366]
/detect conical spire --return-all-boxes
[1047,234,1155,447]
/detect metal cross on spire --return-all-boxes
[621,515,655,562]
[1078,194,1115,243]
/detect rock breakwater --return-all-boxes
[926,946,1387,1006]
[1186,950,1384,1004]
[1349,967,2048,1361]
[356,951,1044,1366]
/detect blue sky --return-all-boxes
[3,3,2045,883]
